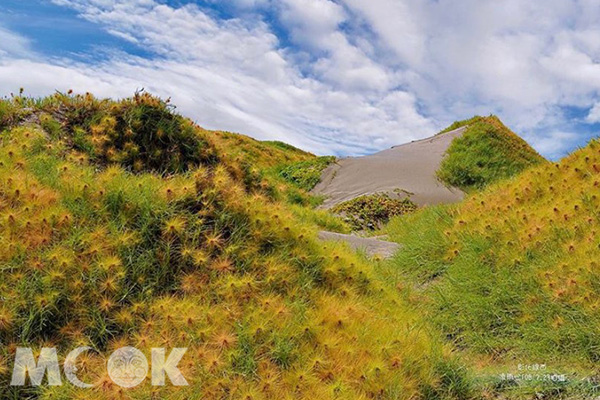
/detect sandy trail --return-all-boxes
[312,127,466,208]
[318,231,400,259]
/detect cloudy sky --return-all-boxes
[0,0,599,159]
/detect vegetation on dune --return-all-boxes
[0,92,468,399]
[385,137,600,397]
[332,193,418,231]
[210,133,337,208]
[276,156,336,192]
[437,116,480,135]
[3,90,219,173]
[437,116,546,191]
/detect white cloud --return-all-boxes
[347,1,600,119]
[527,130,579,160]
[586,103,600,124]
[0,26,34,59]
[0,1,435,155]
[1,0,599,159]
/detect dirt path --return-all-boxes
[312,127,466,208]
[318,231,400,259]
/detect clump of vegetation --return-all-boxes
[0,95,23,131]
[0,91,467,399]
[385,137,600,397]
[437,116,546,191]
[3,91,218,173]
[277,156,336,191]
[332,192,417,230]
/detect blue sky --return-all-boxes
[0,0,599,159]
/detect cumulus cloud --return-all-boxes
[0,1,435,155]
[586,103,600,124]
[527,131,580,160]
[0,0,599,158]
[339,0,600,156]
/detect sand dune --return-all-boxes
[312,127,466,208]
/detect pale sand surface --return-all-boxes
[318,231,400,259]
[312,127,467,208]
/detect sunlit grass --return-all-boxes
[385,137,600,398]
[0,92,468,399]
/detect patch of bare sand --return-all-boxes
[312,127,466,208]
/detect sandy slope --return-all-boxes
[312,127,466,208]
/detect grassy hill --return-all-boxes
[385,136,600,398]
[436,116,546,191]
[0,92,468,399]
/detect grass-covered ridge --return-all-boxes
[0,92,468,399]
[385,137,600,398]
[437,116,546,191]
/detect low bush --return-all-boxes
[332,192,417,230]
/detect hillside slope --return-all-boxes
[436,116,546,191]
[312,126,467,209]
[385,137,600,397]
[0,92,465,399]
[312,116,544,211]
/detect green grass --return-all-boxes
[262,140,311,156]
[0,91,467,400]
[385,207,600,364]
[276,156,336,191]
[383,138,600,398]
[0,98,21,131]
[332,192,417,231]
[436,116,546,191]
[437,116,481,135]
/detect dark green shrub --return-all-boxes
[332,192,417,230]
[85,92,218,173]
[0,99,19,131]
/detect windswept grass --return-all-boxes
[385,137,600,398]
[437,116,481,135]
[276,156,336,191]
[437,116,546,191]
[0,92,468,399]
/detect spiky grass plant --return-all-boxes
[0,92,469,399]
[386,137,600,398]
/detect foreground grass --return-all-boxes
[383,138,600,398]
[0,92,469,399]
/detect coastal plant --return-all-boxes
[332,192,417,230]
[437,116,546,191]
[0,92,466,399]
[386,137,600,396]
